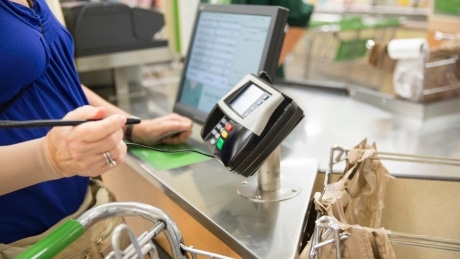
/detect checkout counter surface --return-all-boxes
[111,78,460,259]
[124,148,317,259]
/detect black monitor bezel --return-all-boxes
[173,3,288,124]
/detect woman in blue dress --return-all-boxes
[0,0,193,256]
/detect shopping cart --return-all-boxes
[16,202,234,259]
[303,16,401,91]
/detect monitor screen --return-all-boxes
[173,4,288,124]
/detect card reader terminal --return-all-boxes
[201,73,304,177]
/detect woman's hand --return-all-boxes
[45,106,127,177]
[129,113,193,146]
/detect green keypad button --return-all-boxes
[216,138,225,150]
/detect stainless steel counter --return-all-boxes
[114,78,460,259]
[125,150,317,259]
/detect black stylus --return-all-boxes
[0,117,141,128]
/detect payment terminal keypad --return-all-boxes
[208,117,232,150]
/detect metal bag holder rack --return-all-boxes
[349,31,460,120]
[17,202,234,259]
[309,145,460,259]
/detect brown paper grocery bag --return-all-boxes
[301,139,395,259]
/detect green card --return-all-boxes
[129,143,212,171]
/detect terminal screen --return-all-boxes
[178,12,270,116]
[229,84,268,118]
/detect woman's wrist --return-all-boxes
[124,124,134,142]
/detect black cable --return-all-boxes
[0,117,141,128]
[126,142,215,158]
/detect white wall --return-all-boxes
[178,0,200,56]
[45,0,66,26]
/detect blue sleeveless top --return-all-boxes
[0,0,89,243]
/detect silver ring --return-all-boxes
[103,151,117,167]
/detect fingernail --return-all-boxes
[116,115,127,126]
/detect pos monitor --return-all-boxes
[173,4,288,124]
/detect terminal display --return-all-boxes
[228,84,270,118]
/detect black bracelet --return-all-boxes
[124,124,134,142]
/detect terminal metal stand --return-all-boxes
[237,146,302,202]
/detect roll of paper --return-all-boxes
[387,38,428,60]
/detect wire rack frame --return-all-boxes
[311,145,460,259]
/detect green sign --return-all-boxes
[434,0,460,16]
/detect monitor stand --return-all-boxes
[237,146,302,202]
